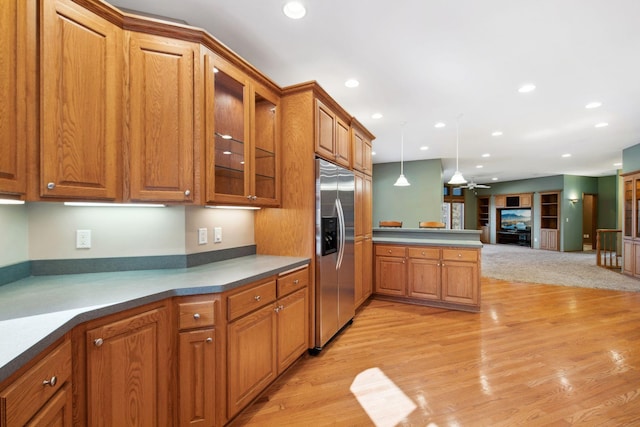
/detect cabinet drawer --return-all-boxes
[178,299,216,330]
[1,340,72,427]
[277,267,308,297]
[442,248,478,262]
[375,245,406,257]
[228,280,277,321]
[407,247,440,260]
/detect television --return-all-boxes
[500,208,531,231]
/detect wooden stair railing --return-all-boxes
[596,229,622,271]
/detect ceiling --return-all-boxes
[113,0,640,185]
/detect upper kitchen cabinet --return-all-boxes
[0,0,34,198]
[352,119,374,176]
[126,32,198,203]
[315,99,351,168]
[204,52,280,206]
[40,0,123,200]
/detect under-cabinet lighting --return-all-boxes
[206,206,261,210]
[64,202,166,208]
[0,199,25,205]
[223,151,232,155]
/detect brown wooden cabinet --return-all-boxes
[540,192,560,251]
[622,171,640,277]
[176,296,219,427]
[0,0,34,198]
[85,304,170,426]
[315,99,351,168]
[374,244,480,311]
[0,339,72,427]
[126,32,197,202]
[354,172,373,308]
[204,52,280,207]
[40,0,122,201]
[352,121,373,176]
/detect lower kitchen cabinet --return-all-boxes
[374,244,480,312]
[0,339,72,427]
[85,303,170,426]
[276,287,308,373]
[179,329,217,427]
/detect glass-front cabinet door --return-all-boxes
[205,52,279,206]
[625,177,633,238]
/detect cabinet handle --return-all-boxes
[458,253,462,257]
[274,306,280,313]
[94,338,104,347]
[246,195,253,200]
[421,251,426,256]
[251,195,257,201]
[47,182,55,190]
[42,376,57,387]
[193,313,201,320]
[184,189,191,196]
[206,337,213,343]
[254,295,261,301]
[387,249,392,254]
[280,304,284,311]
[293,279,299,284]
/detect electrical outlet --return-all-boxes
[76,230,91,249]
[214,227,222,243]
[198,228,208,245]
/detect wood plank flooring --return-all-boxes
[230,278,640,426]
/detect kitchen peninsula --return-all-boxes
[373,228,483,312]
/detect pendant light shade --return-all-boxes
[394,123,410,187]
[447,116,467,185]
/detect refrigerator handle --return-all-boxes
[335,198,345,270]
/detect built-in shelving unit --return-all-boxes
[477,196,489,243]
[540,192,560,251]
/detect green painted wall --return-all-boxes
[623,143,640,173]
[597,175,618,230]
[372,159,442,228]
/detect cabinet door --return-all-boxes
[352,129,365,172]
[251,83,280,206]
[375,256,406,296]
[227,304,277,418]
[407,258,440,300]
[363,176,373,236]
[335,117,351,168]
[354,238,364,307]
[441,261,479,306]
[520,194,532,207]
[41,0,122,200]
[86,306,170,427]
[128,32,195,202]
[495,195,505,208]
[624,179,632,238]
[276,288,308,374]
[354,172,364,237]
[0,0,33,197]
[25,384,72,427]
[623,239,634,275]
[362,238,373,300]
[315,99,335,162]
[179,329,216,427]
[634,242,640,278]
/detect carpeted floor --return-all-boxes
[481,243,640,292]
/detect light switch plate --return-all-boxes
[198,228,208,245]
[76,230,91,249]
[214,227,222,243]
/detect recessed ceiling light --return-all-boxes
[518,84,536,93]
[345,79,359,88]
[420,146,429,151]
[482,153,491,158]
[585,102,602,109]
[434,122,446,128]
[283,1,306,19]
[476,165,483,169]
[371,113,383,119]
[595,122,609,128]
[562,153,571,158]
[492,177,498,181]
[614,162,622,167]
[491,131,503,136]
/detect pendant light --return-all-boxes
[394,122,410,186]
[448,115,467,185]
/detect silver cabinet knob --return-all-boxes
[422,251,426,256]
[252,195,257,201]
[274,306,280,313]
[254,295,261,301]
[193,313,200,320]
[184,189,191,196]
[206,337,213,343]
[47,182,55,190]
[293,279,299,284]
[94,338,104,347]
[247,195,253,200]
[42,376,57,387]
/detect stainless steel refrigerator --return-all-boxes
[315,158,355,350]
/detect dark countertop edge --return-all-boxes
[0,257,310,385]
[372,227,482,233]
[372,237,483,248]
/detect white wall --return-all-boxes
[0,203,256,266]
[0,205,29,268]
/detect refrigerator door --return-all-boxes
[337,167,355,329]
[316,159,340,347]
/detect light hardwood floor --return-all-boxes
[230,277,640,426]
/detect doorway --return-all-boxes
[582,194,598,251]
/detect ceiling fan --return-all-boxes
[458,179,490,190]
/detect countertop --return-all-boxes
[0,254,309,384]
[372,227,483,248]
